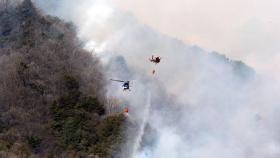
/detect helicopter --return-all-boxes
[149,55,161,64]
[110,79,131,91]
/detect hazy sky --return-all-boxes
[111,0,280,77]
[34,1,280,157]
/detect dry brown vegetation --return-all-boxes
[0,0,125,157]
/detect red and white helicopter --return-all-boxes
[149,55,161,64]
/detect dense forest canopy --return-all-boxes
[0,0,126,157]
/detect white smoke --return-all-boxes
[35,0,280,158]
[132,92,151,157]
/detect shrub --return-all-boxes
[0,140,13,151]
[26,135,42,150]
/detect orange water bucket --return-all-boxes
[123,107,129,113]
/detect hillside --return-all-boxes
[0,1,260,158]
[31,1,280,158]
[0,0,125,157]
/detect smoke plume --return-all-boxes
[35,0,280,158]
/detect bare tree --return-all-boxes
[0,0,10,11]
[105,97,123,115]
[0,0,21,12]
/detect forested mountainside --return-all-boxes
[0,0,258,158]
[0,0,126,157]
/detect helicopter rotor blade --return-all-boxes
[110,79,125,82]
